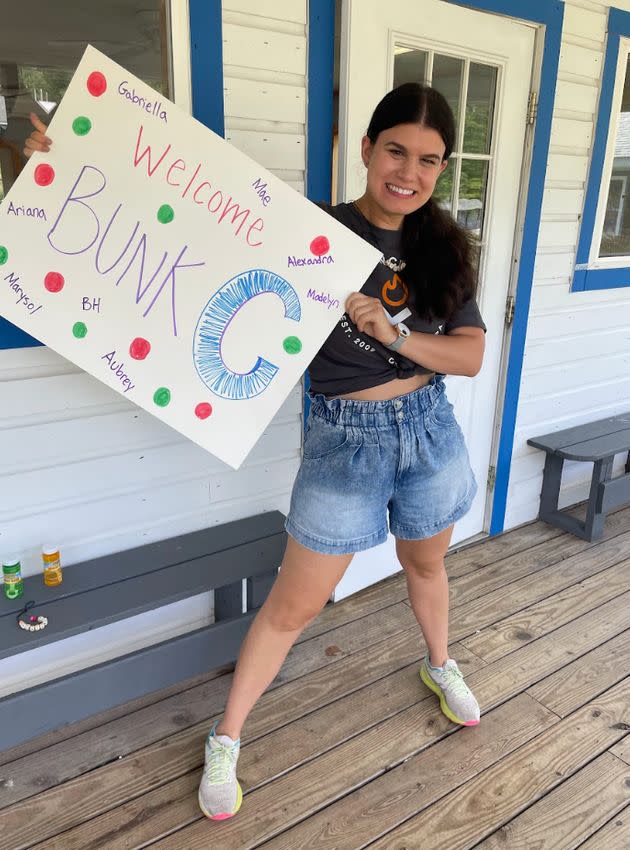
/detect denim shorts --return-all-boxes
[285,376,477,555]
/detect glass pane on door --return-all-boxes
[432,54,464,140]
[463,62,496,154]
[0,0,172,201]
[393,48,428,87]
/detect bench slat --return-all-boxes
[0,533,284,660]
[0,511,286,619]
[0,613,254,750]
[599,474,630,514]
[552,428,630,461]
[528,414,630,456]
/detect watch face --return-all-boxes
[398,321,411,337]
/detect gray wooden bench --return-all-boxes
[0,511,285,750]
[528,414,630,541]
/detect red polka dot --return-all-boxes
[129,337,151,360]
[44,272,64,293]
[310,235,330,256]
[34,164,55,186]
[195,402,213,420]
[87,71,107,97]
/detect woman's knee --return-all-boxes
[260,596,322,633]
[401,555,445,580]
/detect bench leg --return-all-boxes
[215,581,243,620]
[247,569,278,611]
[584,456,614,541]
[538,453,615,541]
[539,454,564,522]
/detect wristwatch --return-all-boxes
[384,321,410,352]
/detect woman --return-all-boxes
[24,82,485,822]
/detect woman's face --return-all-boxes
[361,122,448,227]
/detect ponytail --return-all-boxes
[402,199,477,321]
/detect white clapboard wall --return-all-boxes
[505,0,630,530]
[0,0,308,698]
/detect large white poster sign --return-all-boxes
[0,46,380,468]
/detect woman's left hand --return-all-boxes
[346,293,397,346]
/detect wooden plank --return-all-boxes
[5,510,629,808]
[600,473,630,513]
[462,557,630,663]
[610,739,630,767]
[225,129,305,171]
[0,603,418,810]
[224,77,305,124]
[0,511,287,618]
[578,807,630,850]
[222,24,306,76]
[0,613,256,751]
[475,753,630,849]
[27,647,485,850]
[90,595,630,850]
[254,694,555,850]
[0,535,286,658]
[528,414,630,454]
[528,629,630,717]
[366,680,630,850]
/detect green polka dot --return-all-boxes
[283,336,302,355]
[72,321,88,339]
[153,387,171,407]
[72,116,92,136]
[157,204,174,224]
[0,246,8,265]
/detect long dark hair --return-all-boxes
[366,83,476,320]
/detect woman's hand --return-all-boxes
[346,293,397,346]
[23,113,52,159]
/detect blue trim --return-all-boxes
[307,0,335,203]
[0,320,42,351]
[304,0,335,426]
[572,7,630,293]
[448,1,563,536]
[1,4,225,351]
[189,0,225,137]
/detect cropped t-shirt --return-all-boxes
[308,202,487,397]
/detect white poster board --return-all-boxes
[0,46,379,468]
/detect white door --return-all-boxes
[334,0,535,599]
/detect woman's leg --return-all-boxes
[216,535,353,739]
[395,525,453,667]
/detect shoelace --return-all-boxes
[206,740,237,785]
[438,664,470,699]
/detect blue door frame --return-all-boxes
[306,0,564,536]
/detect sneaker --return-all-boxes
[198,722,243,820]
[420,656,480,726]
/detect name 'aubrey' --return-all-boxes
[101,350,135,393]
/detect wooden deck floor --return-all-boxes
[1,505,630,850]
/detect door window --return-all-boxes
[393,48,498,280]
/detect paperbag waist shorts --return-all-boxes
[285,375,477,555]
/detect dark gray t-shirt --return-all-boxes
[308,202,486,396]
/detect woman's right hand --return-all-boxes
[23,112,52,159]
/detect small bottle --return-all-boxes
[42,546,63,586]
[3,557,24,600]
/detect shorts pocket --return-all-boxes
[302,416,349,460]
[425,393,458,430]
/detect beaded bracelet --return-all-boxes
[16,601,49,632]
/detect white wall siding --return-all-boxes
[0,2,307,694]
[504,0,630,530]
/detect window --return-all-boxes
[573,8,630,291]
[0,0,183,348]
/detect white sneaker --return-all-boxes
[198,722,243,820]
[420,656,480,726]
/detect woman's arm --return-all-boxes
[391,326,485,377]
[345,292,485,377]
